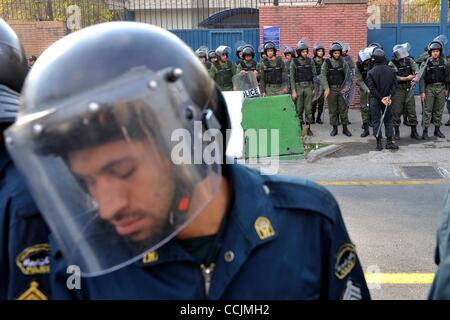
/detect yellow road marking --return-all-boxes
[365,273,435,284]
[318,180,449,186]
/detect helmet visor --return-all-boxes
[6,67,222,277]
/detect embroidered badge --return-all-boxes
[16,243,50,275]
[335,243,357,279]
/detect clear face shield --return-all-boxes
[358,50,371,64]
[5,66,222,277]
[394,46,409,60]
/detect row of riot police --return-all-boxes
[195,41,356,138]
[354,35,450,151]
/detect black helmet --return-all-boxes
[195,47,207,59]
[263,41,277,55]
[329,42,343,56]
[236,45,245,59]
[369,42,383,50]
[215,45,231,57]
[296,40,309,56]
[0,19,28,93]
[283,46,295,57]
[6,22,229,277]
[208,50,217,61]
[313,42,325,56]
[258,45,265,58]
[242,45,255,59]
[372,48,386,63]
[428,41,443,55]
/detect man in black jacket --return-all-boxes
[366,48,398,151]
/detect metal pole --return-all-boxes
[396,0,401,44]
[440,0,448,39]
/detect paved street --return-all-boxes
[245,100,450,299]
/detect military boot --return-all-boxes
[385,137,399,150]
[422,128,429,140]
[445,119,450,126]
[410,125,420,140]
[376,137,383,151]
[394,126,400,140]
[342,125,352,137]
[306,125,314,136]
[434,126,446,138]
[330,125,338,136]
[360,123,370,138]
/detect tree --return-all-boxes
[0,0,117,30]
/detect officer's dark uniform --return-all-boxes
[429,189,450,299]
[49,164,370,300]
[0,19,50,300]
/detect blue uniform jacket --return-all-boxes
[429,188,450,299]
[49,164,370,300]
[0,146,51,300]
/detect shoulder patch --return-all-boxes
[263,175,340,223]
[16,243,50,275]
[335,243,357,279]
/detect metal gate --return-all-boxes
[172,28,260,62]
[368,0,449,59]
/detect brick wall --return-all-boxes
[260,3,368,107]
[7,20,66,57]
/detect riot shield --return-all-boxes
[312,75,323,102]
[341,68,356,107]
[232,71,261,98]
[405,57,430,103]
[434,35,448,47]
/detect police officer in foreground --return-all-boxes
[312,42,325,124]
[260,41,287,96]
[5,22,370,300]
[291,40,316,135]
[355,48,372,138]
[321,42,352,137]
[388,43,420,140]
[211,45,236,91]
[419,38,449,140]
[0,18,50,300]
[366,48,398,151]
[429,189,450,299]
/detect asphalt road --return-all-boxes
[244,106,450,299]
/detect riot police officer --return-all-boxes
[283,46,295,95]
[208,50,218,64]
[236,45,245,65]
[196,47,216,76]
[260,41,287,96]
[291,40,316,135]
[312,42,325,124]
[211,45,237,91]
[321,42,352,136]
[419,38,449,139]
[0,18,50,300]
[355,48,372,137]
[236,45,258,74]
[388,44,420,140]
[5,22,370,300]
